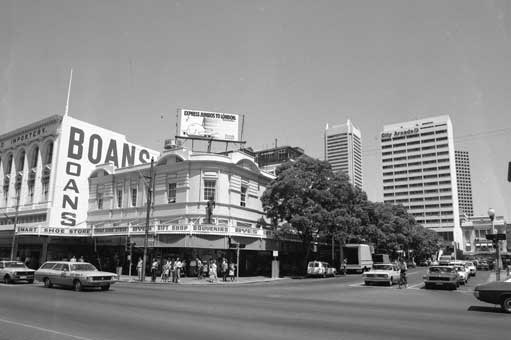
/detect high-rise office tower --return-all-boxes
[381,116,461,247]
[455,150,474,217]
[324,120,363,189]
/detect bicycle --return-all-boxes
[398,270,407,289]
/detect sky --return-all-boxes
[1,0,511,218]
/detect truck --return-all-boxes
[342,244,373,273]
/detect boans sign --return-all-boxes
[50,116,159,233]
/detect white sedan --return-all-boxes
[464,261,477,277]
[363,264,401,286]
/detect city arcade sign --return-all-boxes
[381,127,419,139]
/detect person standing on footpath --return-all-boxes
[197,258,203,280]
[174,258,182,283]
[137,257,143,281]
[221,258,228,282]
[228,262,235,281]
[151,258,158,283]
[209,260,218,283]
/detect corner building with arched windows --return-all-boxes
[0,115,158,266]
[87,146,302,276]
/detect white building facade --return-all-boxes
[461,215,508,255]
[324,120,363,189]
[87,147,301,276]
[0,114,158,264]
[381,116,462,248]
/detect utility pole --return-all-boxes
[10,191,21,261]
[141,158,154,282]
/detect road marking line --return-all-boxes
[0,317,106,340]
[408,283,423,289]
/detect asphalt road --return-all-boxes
[0,268,509,340]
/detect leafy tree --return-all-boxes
[261,157,441,270]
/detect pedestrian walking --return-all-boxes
[202,260,209,280]
[209,260,218,283]
[228,262,235,281]
[342,258,347,275]
[78,256,84,263]
[70,256,77,262]
[221,258,228,282]
[197,258,203,280]
[137,257,143,281]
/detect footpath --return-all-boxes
[117,274,288,285]
[486,269,511,283]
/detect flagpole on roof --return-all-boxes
[64,68,73,117]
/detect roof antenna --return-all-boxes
[64,68,73,117]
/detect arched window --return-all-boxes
[45,142,53,165]
[6,154,13,174]
[17,150,25,172]
[31,146,39,168]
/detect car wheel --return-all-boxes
[501,296,511,313]
[424,283,431,289]
[450,284,457,290]
[28,279,34,284]
[3,275,12,284]
[390,277,394,286]
[101,284,110,291]
[73,280,82,292]
[44,278,53,288]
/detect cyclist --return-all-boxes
[398,258,408,288]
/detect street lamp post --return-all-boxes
[488,208,500,281]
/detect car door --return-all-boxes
[59,264,71,286]
[50,264,65,285]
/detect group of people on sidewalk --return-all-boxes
[135,257,237,283]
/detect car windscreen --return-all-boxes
[5,262,26,268]
[70,263,97,271]
[429,267,453,273]
[373,265,394,270]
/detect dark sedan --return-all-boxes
[474,278,511,313]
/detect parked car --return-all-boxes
[464,261,477,277]
[35,261,118,291]
[477,261,490,271]
[474,278,511,313]
[423,266,459,290]
[0,260,35,284]
[307,261,336,278]
[363,264,400,286]
[438,255,453,266]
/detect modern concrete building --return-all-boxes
[324,120,363,189]
[0,114,159,266]
[381,116,461,248]
[461,215,508,255]
[455,150,474,217]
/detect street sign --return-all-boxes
[272,250,278,257]
[486,233,506,241]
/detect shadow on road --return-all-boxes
[468,305,504,314]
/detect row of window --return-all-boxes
[97,180,250,209]
[1,143,53,175]
[381,137,448,149]
[381,129,448,143]
[383,188,452,197]
[382,144,449,157]
[416,219,454,224]
[0,213,47,225]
